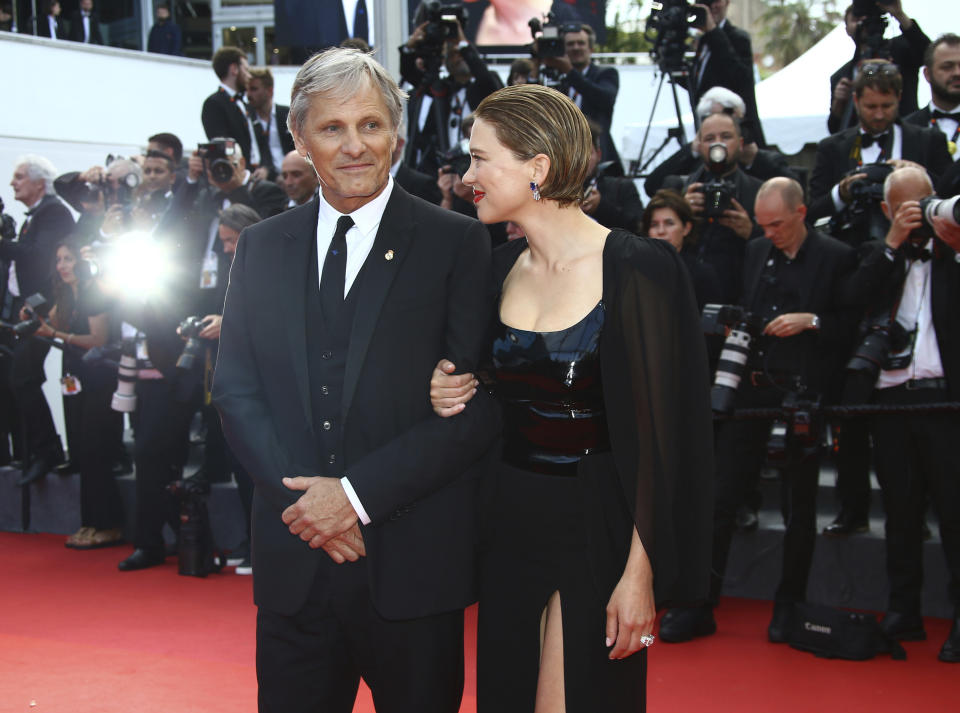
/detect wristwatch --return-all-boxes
[810,314,820,330]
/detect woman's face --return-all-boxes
[56,245,78,285]
[463,118,537,225]
[647,207,691,251]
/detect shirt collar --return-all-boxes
[929,100,960,114]
[219,83,237,99]
[317,175,395,238]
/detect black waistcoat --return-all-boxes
[305,232,364,475]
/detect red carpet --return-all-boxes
[1,532,955,712]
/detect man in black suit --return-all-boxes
[201,47,262,170]
[905,34,960,195]
[212,48,500,711]
[828,1,929,135]
[246,68,296,183]
[401,17,502,176]
[67,0,102,45]
[544,23,623,169]
[391,130,442,206]
[32,0,64,39]
[842,166,960,662]
[809,61,952,228]
[665,111,763,304]
[682,0,765,147]
[660,177,857,643]
[582,120,643,232]
[1,155,74,485]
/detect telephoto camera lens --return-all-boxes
[111,339,138,412]
[711,325,754,414]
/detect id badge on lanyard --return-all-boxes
[200,252,218,289]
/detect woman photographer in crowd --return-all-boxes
[429,84,713,712]
[24,240,123,549]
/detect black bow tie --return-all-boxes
[861,132,889,149]
[931,109,960,121]
[906,243,932,262]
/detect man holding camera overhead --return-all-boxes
[660,177,857,644]
[842,166,960,663]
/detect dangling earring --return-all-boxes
[530,181,541,201]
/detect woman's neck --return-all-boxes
[517,203,608,269]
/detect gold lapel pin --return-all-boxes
[385,250,395,261]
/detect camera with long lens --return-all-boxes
[842,317,910,404]
[439,138,471,178]
[9,293,49,338]
[851,0,889,60]
[198,138,238,184]
[75,160,142,211]
[414,1,468,57]
[644,0,707,76]
[176,316,209,371]
[0,197,17,241]
[702,304,765,414]
[829,163,893,245]
[913,194,960,241]
[110,338,139,412]
[167,476,223,578]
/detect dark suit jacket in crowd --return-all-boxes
[395,163,443,205]
[560,63,622,168]
[591,174,644,233]
[0,194,74,304]
[147,19,182,55]
[646,143,798,198]
[827,20,931,134]
[808,121,952,223]
[253,103,296,176]
[212,186,501,617]
[202,89,256,167]
[67,10,103,44]
[904,106,960,195]
[32,14,66,39]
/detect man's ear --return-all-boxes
[881,200,891,221]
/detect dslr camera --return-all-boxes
[414,1,468,57]
[830,162,893,245]
[177,315,211,371]
[198,138,238,184]
[699,141,736,218]
[702,304,766,414]
[850,0,889,60]
[528,13,581,59]
[645,0,707,76]
[439,138,471,178]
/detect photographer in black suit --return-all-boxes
[67,0,102,45]
[660,178,857,643]
[246,68,296,183]
[828,1,929,135]
[842,167,960,662]
[201,47,262,170]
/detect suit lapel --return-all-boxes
[282,199,321,431]
[341,188,415,424]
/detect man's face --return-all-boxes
[292,81,396,214]
[881,172,934,225]
[50,2,60,17]
[280,152,318,204]
[219,224,240,256]
[845,10,861,40]
[707,0,729,25]
[80,0,93,12]
[235,57,251,92]
[925,43,960,107]
[755,192,807,253]
[699,113,742,168]
[564,30,591,69]
[246,78,272,112]
[10,164,45,207]
[156,6,170,22]
[141,157,174,193]
[854,86,900,134]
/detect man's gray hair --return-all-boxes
[15,154,58,195]
[107,158,143,183]
[696,87,746,120]
[883,166,933,203]
[287,47,408,137]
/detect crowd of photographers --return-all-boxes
[1,0,960,661]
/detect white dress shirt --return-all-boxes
[257,104,286,171]
[926,100,960,162]
[219,83,262,167]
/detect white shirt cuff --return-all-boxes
[340,476,371,525]
[831,184,846,213]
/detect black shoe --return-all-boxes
[54,459,79,475]
[118,548,166,572]
[735,504,759,532]
[768,602,795,643]
[822,510,869,536]
[16,457,54,487]
[881,611,926,641]
[939,618,960,662]
[659,605,717,643]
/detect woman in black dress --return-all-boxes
[26,240,123,549]
[430,84,714,712]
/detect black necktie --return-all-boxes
[353,0,368,43]
[932,109,960,121]
[861,132,889,149]
[906,243,932,262]
[320,215,353,320]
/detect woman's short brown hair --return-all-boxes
[474,84,591,207]
[642,189,700,246]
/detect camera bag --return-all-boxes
[786,602,906,661]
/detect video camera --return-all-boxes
[198,138,238,184]
[702,304,766,413]
[829,163,893,245]
[413,1,468,58]
[645,0,707,77]
[851,0,890,60]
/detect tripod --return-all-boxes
[630,67,698,179]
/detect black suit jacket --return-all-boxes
[741,229,857,393]
[67,11,103,44]
[33,14,66,39]
[395,164,442,205]
[646,144,797,197]
[212,186,501,617]
[827,21,930,135]
[253,104,296,176]
[202,90,256,167]
[0,195,74,304]
[560,63,622,167]
[808,122,952,223]
[844,238,960,400]
[591,174,643,233]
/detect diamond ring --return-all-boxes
[640,634,655,647]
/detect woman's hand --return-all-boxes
[429,359,477,417]
[605,529,656,660]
